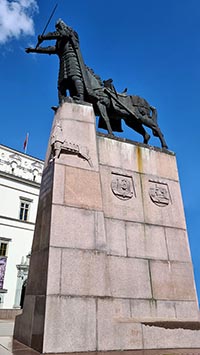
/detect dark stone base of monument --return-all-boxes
[14,103,200,353]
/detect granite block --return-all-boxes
[175,301,199,320]
[98,136,178,181]
[14,295,36,348]
[56,119,99,171]
[32,200,51,253]
[61,249,111,296]
[46,247,61,295]
[94,211,107,251]
[31,296,45,352]
[142,324,200,349]
[43,296,96,353]
[108,256,152,298]
[32,185,52,253]
[131,299,176,320]
[97,298,143,351]
[50,205,95,250]
[39,195,52,251]
[98,137,137,171]
[31,205,42,253]
[64,166,102,210]
[141,175,186,228]
[52,162,65,205]
[127,222,168,260]
[39,163,54,199]
[135,145,178,180]
[165,227,191,262]
[100,165,144,222]
[150,260,197,301]
[106,218,126,256]
[26,249,48,296]
[56,102,94,123]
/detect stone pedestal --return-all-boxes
[14,102,200,353]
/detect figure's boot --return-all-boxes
[73,78,84,101]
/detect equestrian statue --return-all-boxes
[26,19,168,149]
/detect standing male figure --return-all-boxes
[26,19,87,103]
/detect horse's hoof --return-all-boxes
[144,134,150,144]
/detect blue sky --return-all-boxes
[0,0,200,304]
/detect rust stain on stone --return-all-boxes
[136,146,143,173]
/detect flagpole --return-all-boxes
[24,133,29,154]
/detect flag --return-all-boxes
[23,133,29,153]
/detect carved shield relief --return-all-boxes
[149,180,171,207]
[111,173,135,200]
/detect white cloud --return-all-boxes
[0,0,38,44]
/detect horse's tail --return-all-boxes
[149,106,159,136]
[150,106,158,123]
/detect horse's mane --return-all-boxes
[85,65,103,86]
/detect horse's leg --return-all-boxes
[125,118,150,144]
[96,101,114,136]
[141,117,168,149]
[155,127,168,148]
[148,122,168,148]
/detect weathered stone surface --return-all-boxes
[46,247,61,295]
[43,296,96,353]
[175,301,199,320]
[108,256,152,298]
[50,207,106,252]
[141,175,186,228]
[26,249,48,296]
[106,218,127,256]
[14,295,36,348]
[135,145,178,180]
[31,296,46,352]
[97,298,143,351]
[64,166,102,210]
[100,165,144,222]
[142,324,200,349]
[14,103,200,353]
[150,260,197,301]
[98,137,137,171]
[61,249,111,297]
[56,119,99,171]
[131,299,176,320]
[52,162,65,205]
[165,227,191,262]
[98,136,178,180]
[50,205,96,249]
[127,223,168,260]
[56,102,94,123]
[94,211,107,251]
[32,187,52,253]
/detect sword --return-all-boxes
[104,88,139,120]
[35,3,58,48]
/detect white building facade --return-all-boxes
[0,144,43,309]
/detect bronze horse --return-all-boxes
[85,69,168,149]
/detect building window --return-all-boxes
[33,169,38,182]
[19,197,33,222]
[11,161,17,175]
[0,238,11,293]
[0,243,7,257]
[0,257,7,290]
[19,201,30,221]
